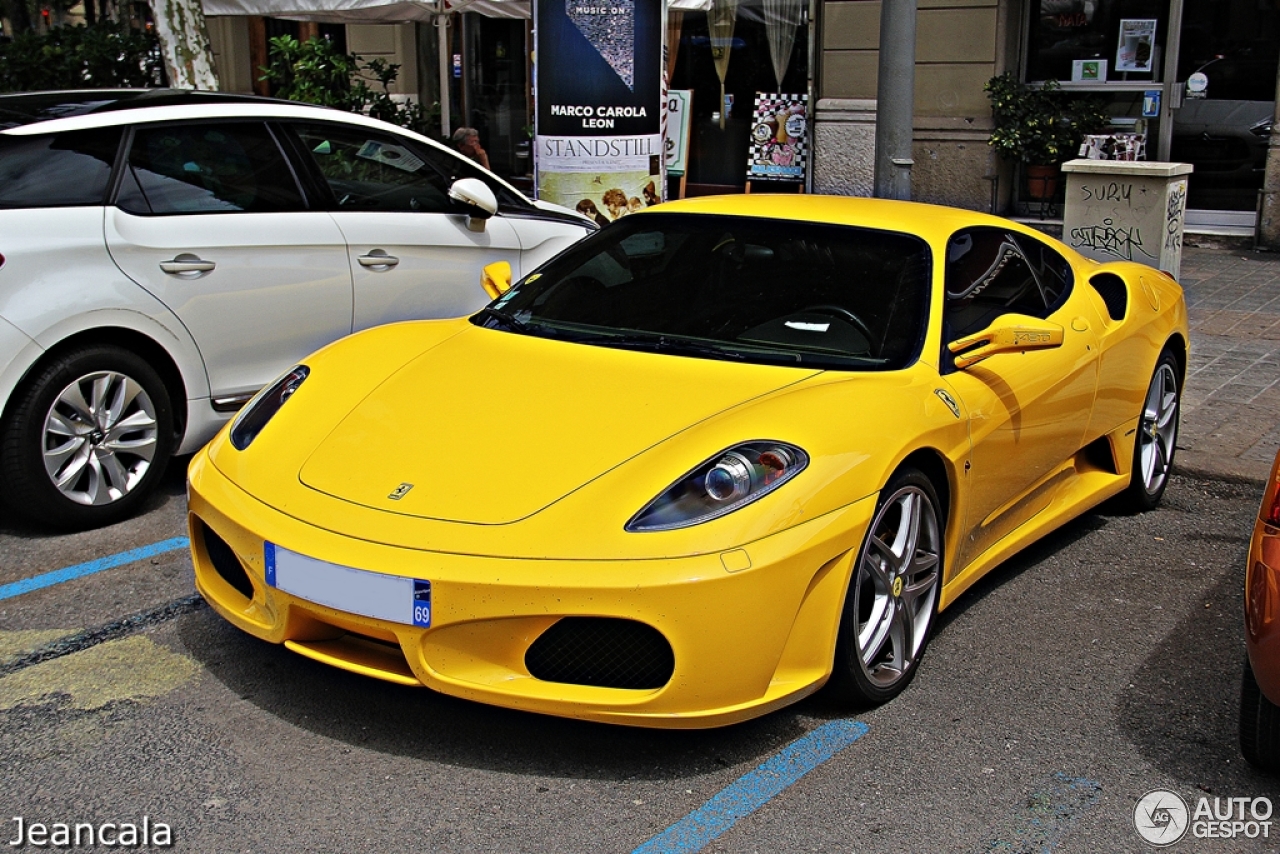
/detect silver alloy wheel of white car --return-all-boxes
[41,370,159,506]
[852,482,941,689]
[1138,360,1179,496]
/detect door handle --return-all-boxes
[159,254,216,274]
[357,251,400,268]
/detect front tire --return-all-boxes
[0,345,175,531]
[1122,349,1181,512]
[1241,656,1280,772]
[828,467,943,707]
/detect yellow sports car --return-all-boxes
[188,195,1188,728]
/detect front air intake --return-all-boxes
[525,617,674,689]
[198,519,255,600]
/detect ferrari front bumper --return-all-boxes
[187,451,875,728]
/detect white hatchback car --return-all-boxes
[0,90,595,530]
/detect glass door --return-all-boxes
[1171,0,1278,221]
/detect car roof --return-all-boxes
[648,193,1048,248]
[0,89,299,130]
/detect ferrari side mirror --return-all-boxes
[948,314,1064,370]
[481,261,513,299]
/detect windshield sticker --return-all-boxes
[356,140,425,173]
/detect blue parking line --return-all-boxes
[632,719,870,854]
[0,537,190,601]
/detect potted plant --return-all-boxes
[984,72,1110,199]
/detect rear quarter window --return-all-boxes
[0,128,122,208]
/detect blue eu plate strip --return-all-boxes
[632,719,870,854]
[0,537,190,601]
[264,542,277,588]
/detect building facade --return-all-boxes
[205,0,1279,235]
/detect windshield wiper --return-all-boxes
[565,332,750,361]
[475,306,535,334]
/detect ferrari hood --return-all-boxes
[299,327,819,524]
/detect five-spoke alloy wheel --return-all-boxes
[830,467,943,706]
[1124,350,1181,511]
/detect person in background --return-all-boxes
[451,127,490,170]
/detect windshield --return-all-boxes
[473,213,932,371]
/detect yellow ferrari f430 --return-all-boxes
[188,195,1188,728]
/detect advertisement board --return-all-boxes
[746,93,808,183]
[534,0,665,222]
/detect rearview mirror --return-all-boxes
[948,314,1064,370]
[481,261,512,299]
[448,178,498,232]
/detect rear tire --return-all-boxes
[1121,349,1180,512]
[827,467,943,707]
[0,345,175,531]
[1241,656,1280,772]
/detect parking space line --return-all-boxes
[0,537,189,602]
[0,593,205,677]
[631,719,869,854]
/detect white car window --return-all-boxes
[291,122,454,213]
[287,121,533,214]
[116,122,305,215]
[0,127,122,208]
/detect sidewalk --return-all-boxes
[1173,244,1280,485]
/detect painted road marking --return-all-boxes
[632,719,870,854]
[986,772,1102,851]
[0,537,189,602]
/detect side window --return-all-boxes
[412,140,529,211]
[289,122,453,213]
[944,228,1073,340]
[0,128,122,208]
[117,122,304,215]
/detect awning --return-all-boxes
[201,0,531,22]
[202,0,712,23]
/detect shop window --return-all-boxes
[1027,0,1168,84]
[668,0,810,196]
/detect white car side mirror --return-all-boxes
[448,178,498,232]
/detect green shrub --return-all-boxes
[984,72,1110,165]
[0,22,166,92]
[260,35,439,137]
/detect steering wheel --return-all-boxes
[799,304,874,345]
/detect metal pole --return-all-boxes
[1259,60,1280,249]
[437,15,452,139]
[1156,0,1184,162]
[873,0,917,200]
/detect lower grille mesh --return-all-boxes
[525,617,674,689]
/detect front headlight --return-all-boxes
[229,365,310,450]
[626,441,808,532]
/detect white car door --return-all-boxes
[284,121,523,330]
[104,121,352,403]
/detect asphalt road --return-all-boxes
[1,461,1277,854]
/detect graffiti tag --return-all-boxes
[1165,181,1187,251]
[1070,218,1156,262]
[1080,182,1133,205]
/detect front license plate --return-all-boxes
[265,543,431,628]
